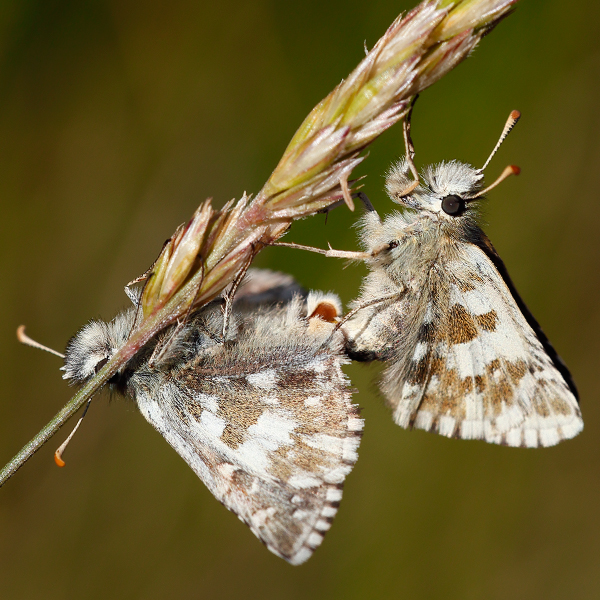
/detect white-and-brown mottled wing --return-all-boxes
[382,242,582,447]
[132,297,362,565]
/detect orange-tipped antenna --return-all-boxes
[17,325,65,359]
[54,399,92,467]
[471,164,520,199]
[481,110,521,171]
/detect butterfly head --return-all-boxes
[384,110,521,222]
[62,310,135,383]
[386,158,485,219]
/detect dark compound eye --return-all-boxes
[94,357,109,374]
[441,194,464,216]
[388,240,399,249]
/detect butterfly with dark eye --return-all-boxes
[279,109,583,448]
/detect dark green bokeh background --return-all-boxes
[1,1,599,598]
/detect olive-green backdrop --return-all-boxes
[1,1,598,599]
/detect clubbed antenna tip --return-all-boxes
[481,110,521,171]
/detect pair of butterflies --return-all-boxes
[61,123,583,565]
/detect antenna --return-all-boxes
[470,164,520,199]
[54,399,92,467]
[481,110,521,171]
[17,325,65,359]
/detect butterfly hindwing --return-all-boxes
[132,296,362,565]
[384,242,582,447]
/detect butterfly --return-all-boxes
[280,109,583,448]
[61,269,362,565]
[340,110,583,447]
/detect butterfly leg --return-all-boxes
[124,236,181,330]
[398,95,420,197]
[336,291,406,334]
[317,188,380,214]
[124,236,174,307]
[352,191,378,214]
[125,269,152,301]
[147,319,188,367]
[339,172,355,211]
[271,241,372,261]
[148,260,209,366]
[221,249,255,340]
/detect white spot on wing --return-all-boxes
[247,411,297,449]
[539,428,560,447]
[326,488,343,502]
[261,394,280,406]
[234,410,298,472]
[195,393,220,413]
[524,429,539,448]
[304,434,342,454]
[292,509,309,521]
[290,547,313,566]
[324,466,350,484]
[218,463,236,480]
[251,507,276,528]
[423,301,434,323]
[413,341,428,361]
[288,474,321,489]
[311,361,327,374]
[247,369,278,390]
[461,289,494,315]
[304,396,322,407]
[438,415,456,437]
[315,519,331,532]
[200,411,227,438]
[505,428,522,446]
[348,418,364,432]
[342,437,360,462]
[413,410,433,431]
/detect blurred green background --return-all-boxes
[1,1,599,598]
